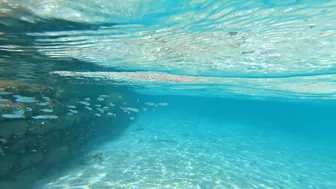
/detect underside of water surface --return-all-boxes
[0,0,336,189]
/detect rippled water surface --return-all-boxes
[1,0,336,188]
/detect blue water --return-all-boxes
[32,96,336,189]
[0,0,336,188]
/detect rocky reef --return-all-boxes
[0,80,131,189]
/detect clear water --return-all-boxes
[0,0,336,188]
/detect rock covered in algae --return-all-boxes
[18,151,43,171]
[9,137,32,153]
[0,154,19,176]
[43,145,69,165]
[0,120,28,139]
[0,80,131,185]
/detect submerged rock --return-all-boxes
[0,120,28,139]
[0,154,19,176]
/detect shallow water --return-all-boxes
[1,0,336,189]
[35,97,336,189]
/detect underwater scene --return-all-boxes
[0,0,336,188]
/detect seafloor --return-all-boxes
[35,98,336,189]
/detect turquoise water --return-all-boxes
[35,97,336,189]
[0,0,336,188]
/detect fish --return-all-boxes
[95,104,101,107]
[40,109,53,113]
[36,102,48,106]
[0,138,7,144]
[13,110,25,115]
[109,103,115,107]
[142,108,147,111]
[78,101,90,106]
[129,117,135,120]
[157,102,168,106]
[97,97,104,101]
[95,113,101,117]
[32,115,58,120]
[31,149,37,152]
[120,107,128,113]
[123,107,139,112]
[14,95,37,103]
[0,148,5,156]
[69,109,78,114]
[0,98,10,102]
[96,108,104,113]
[0,91,12,95]
[85,106,92,110]
[1,114,25,119]
[42,97,50,101]
[25,107,32,112]
[67,105,76,109]
[85,97,90,101]
[67,112,74,116]
[99,95,109,98]
[103,106,109,110]
[145,102,156,106]
[107,112,113,116]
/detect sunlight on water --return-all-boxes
[2,0,334,98]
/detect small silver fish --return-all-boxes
[142,108,147,111]
[13,110,25,115]
[103,106,109,110]
[157,102,168,106]
[36,102,48,106]
[32,115,58,120]
[85,97,90,101]
[99,95,109,98]
[69,109,78,114]
[107,112,113,116]
[96,108,104,113]
[85,106,92,110]
[0,98,10,102]
[67,112,74,116]
[67,105,76,109]
[25,107,32,112]
[78,101,90,106]
[129,117,135,120]
[95,104,101,107]
[31,149,37,152]
[145,102,156,106]
[124,107,139,112]
[0,149,6,156]
[40,109,53,113]
[14,96,37,103]
[97,97,104,101]
[42,97,50,101]
[0,91,12,95]
[109,103,115,107]
[1,114,25,119]
[95,113,101,117]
